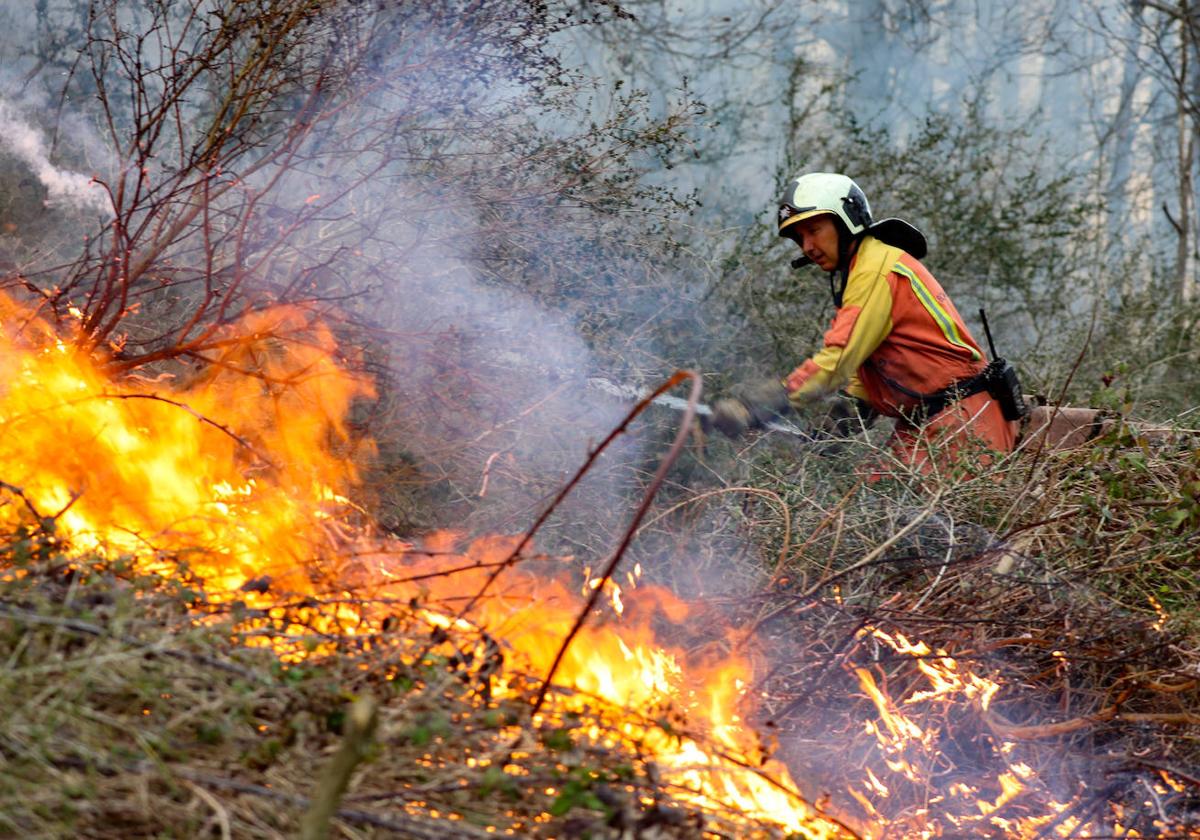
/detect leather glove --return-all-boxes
[811,392,879,440]
[711,380,792,439]
[732,379,792,426]
[711,397,753,438]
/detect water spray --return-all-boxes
[586,376,813,439]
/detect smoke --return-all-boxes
[349,184,647,551]
[206,6,720,557]
[0,1,688,561]
[0,99,111,215]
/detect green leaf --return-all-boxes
[541,727,574,751]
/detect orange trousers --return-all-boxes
[877,391,1017,479]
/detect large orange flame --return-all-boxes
[0,288,1165,838]
[0,288,851,835]
[0,289,372,595]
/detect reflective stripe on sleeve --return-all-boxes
[891,262,981,361]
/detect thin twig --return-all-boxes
[530,371,701,715]
[0,605,268,683]
[746,494,943,637]
[97,392,273,464]
[168,765,500,839]
[633,486,792,576]
[0,480,47,522]
[452,370,698,629]
[182,780,232,840]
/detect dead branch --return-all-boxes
[300,695,379,840]
[531,370,701,715]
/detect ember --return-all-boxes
[1,286,1195,837]
[0,286,853,835]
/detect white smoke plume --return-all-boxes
[0,99,111,215]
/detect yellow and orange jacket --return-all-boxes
[783,235,1015,458]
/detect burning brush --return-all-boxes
[1,286,1198,838]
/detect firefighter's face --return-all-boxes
[790,214,840,271]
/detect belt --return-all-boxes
[902,371,991,425]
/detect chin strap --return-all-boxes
[828,236,862,308]
[828,270,847,308]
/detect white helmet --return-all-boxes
[777,172,872,238]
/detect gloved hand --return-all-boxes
[711,380,792,439]
[811,392,879,440]
[733,379,792,425]
[711,397,753,438]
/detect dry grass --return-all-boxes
[657,417,1200,835]
[3,417,1200,839]
[0,535,800,839]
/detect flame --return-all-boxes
[0,288,372,597]
[352,536,852,836]
[0,287,1174,837]
[0,288,851,835]
[851,627,1153,837]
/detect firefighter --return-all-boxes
[712,172,1017,475]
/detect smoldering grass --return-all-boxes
[3,412,1200,838]
[0,532,817,839]
[672,417,1200,835]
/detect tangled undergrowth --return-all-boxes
[0,537,779,839]
[3,411,1200,839]
[659,414,1200,835]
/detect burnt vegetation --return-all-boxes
[2,0,1200,838]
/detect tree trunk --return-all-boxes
[1105,1,1148,299]
[1176,2,1197,304]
